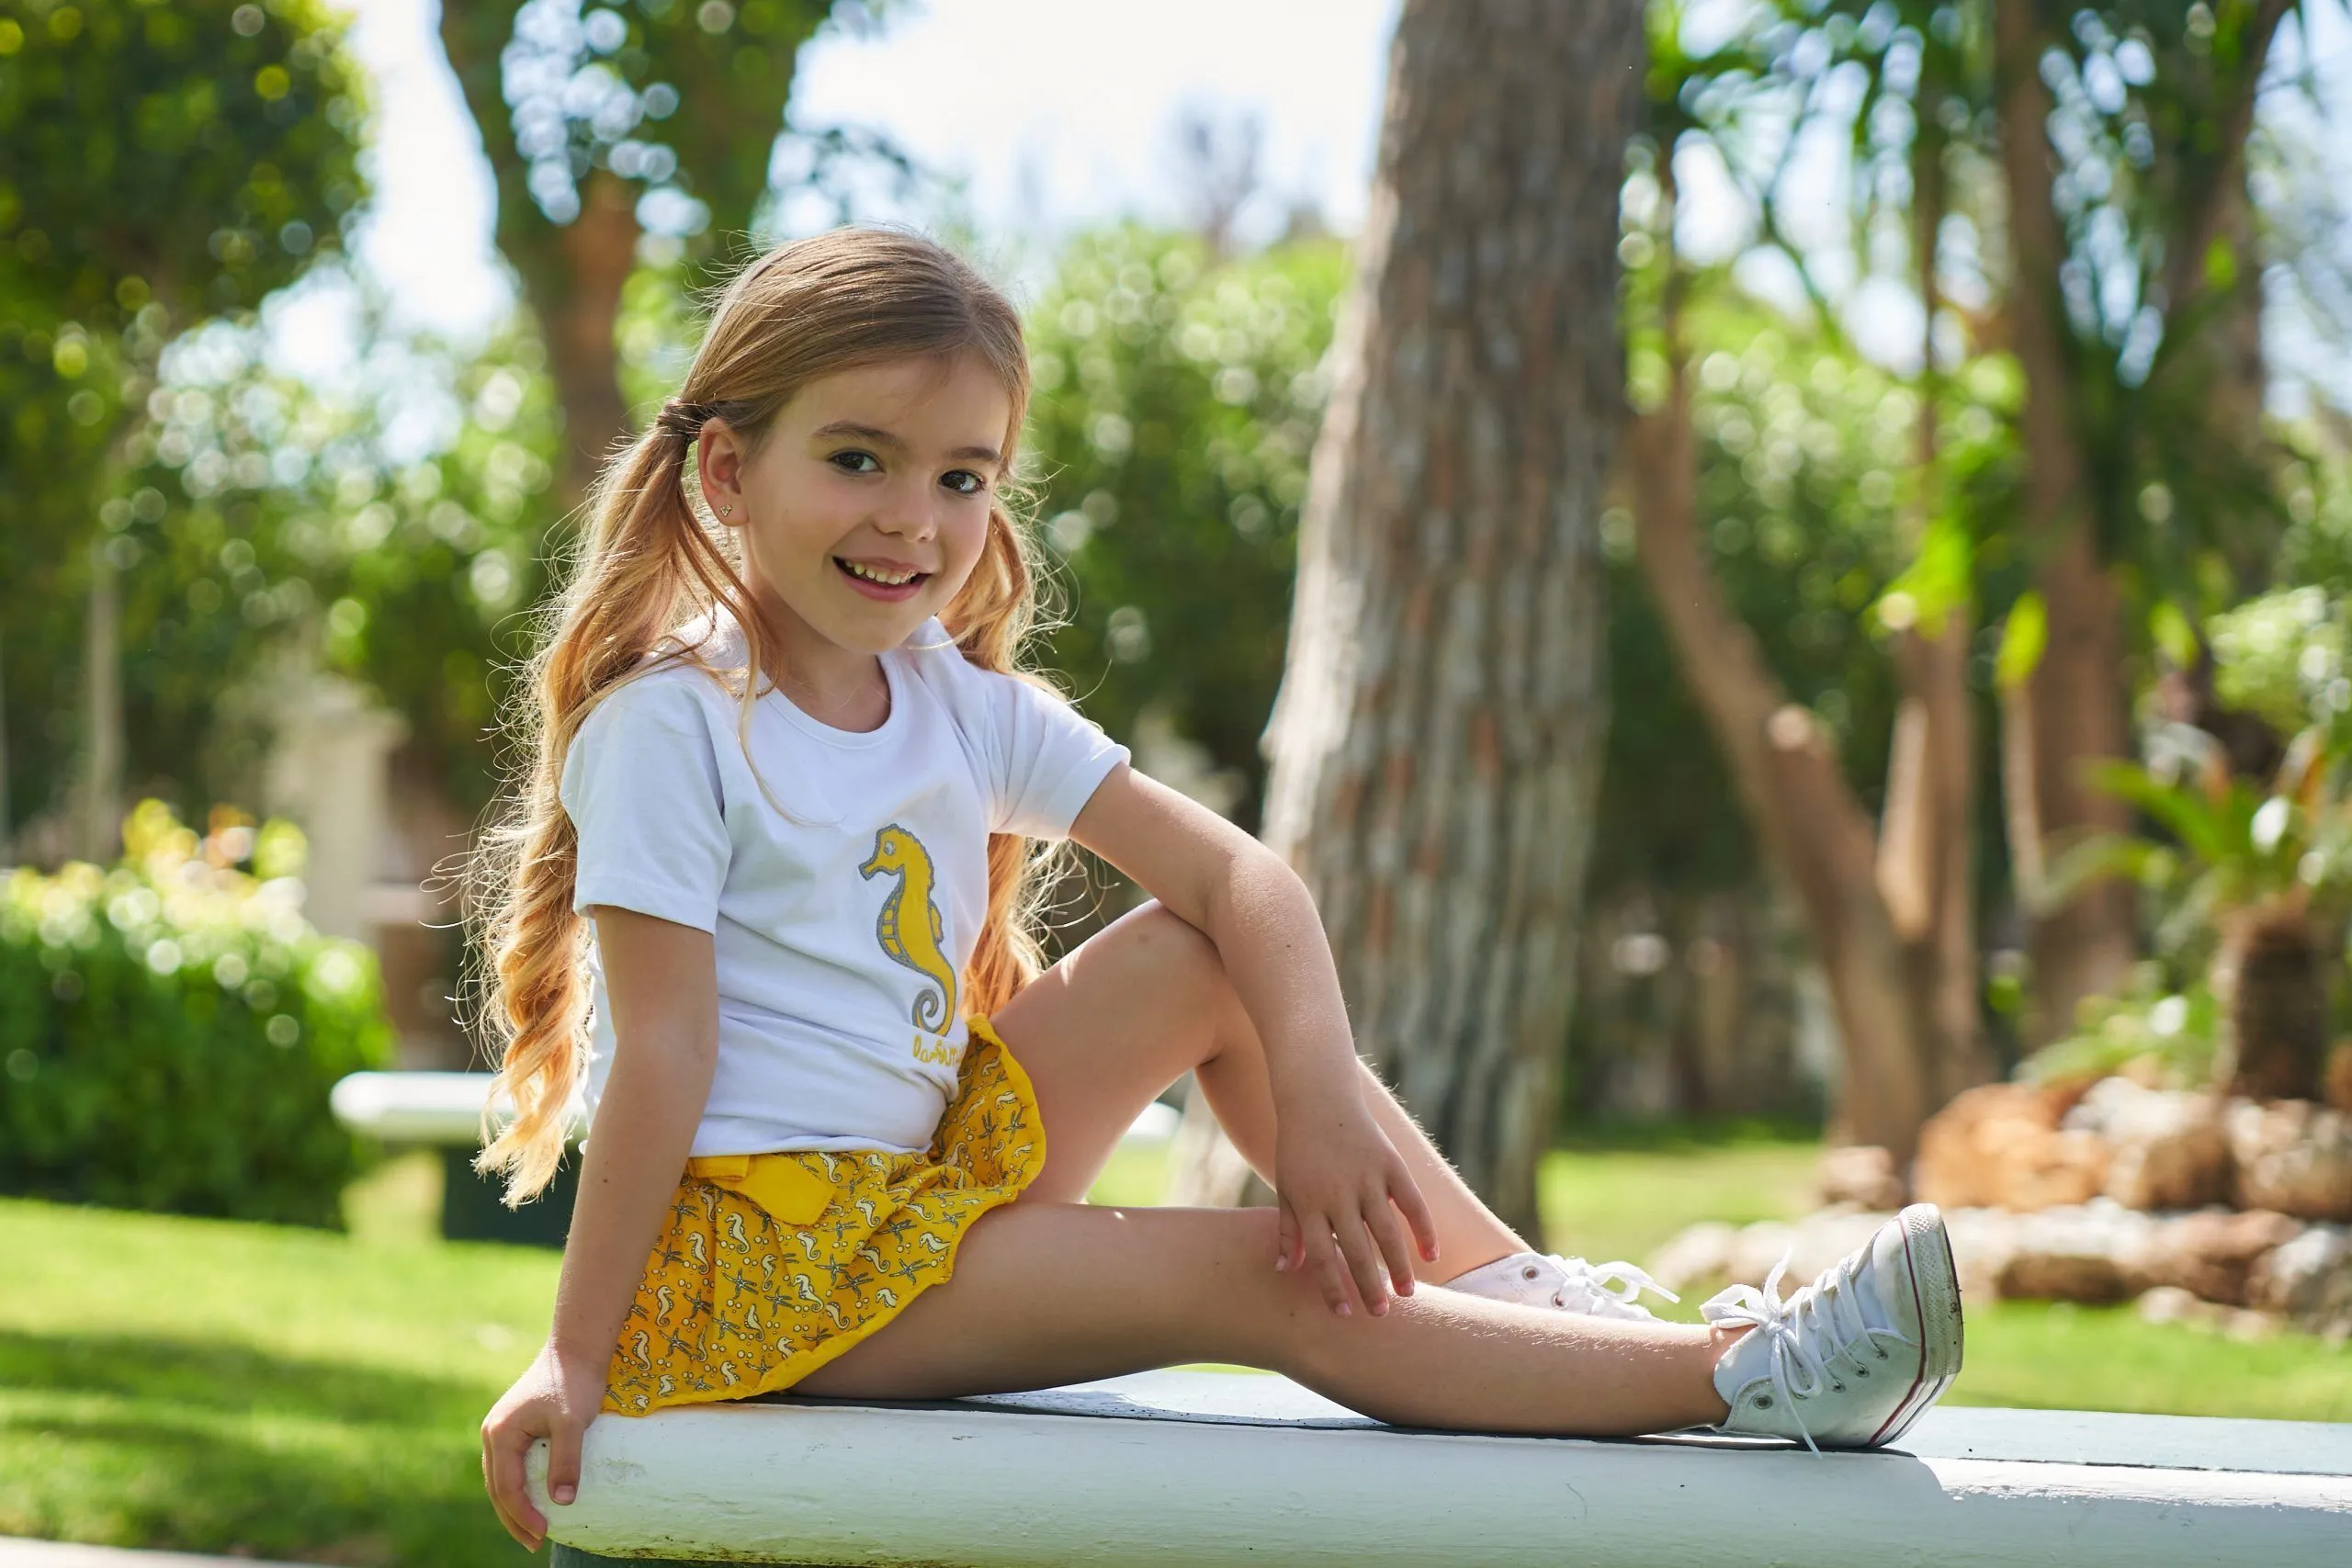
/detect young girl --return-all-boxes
[476,228,1963,1551]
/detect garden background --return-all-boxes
[5,1,2352,1562]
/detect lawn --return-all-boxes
[4,1136,2348,1565]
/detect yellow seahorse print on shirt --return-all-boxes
[859,823,958,1033]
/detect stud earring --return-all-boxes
[719,504,735,517]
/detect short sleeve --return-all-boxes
[986,673,1130,840]
[559,673,731,931]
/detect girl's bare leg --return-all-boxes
[795,1201,1734,1437]
[988,901,1526,1280]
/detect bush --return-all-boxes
[0,800,390,1225]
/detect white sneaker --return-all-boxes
[1702,1203,1963,1451]
[1445,1250,1679,1320]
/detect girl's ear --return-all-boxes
[697,418,751,530]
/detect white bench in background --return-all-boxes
[329,1072,1181,1243]
[530,1369,2352,1567]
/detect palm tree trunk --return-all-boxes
[1176,0,1644,1235]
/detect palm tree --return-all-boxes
[2046,725,2352,1100]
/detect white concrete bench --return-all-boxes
[530,1368,2352,1567]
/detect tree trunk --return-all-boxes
[1992,0,2137,1043]
[437,6,641,512]
[1174,0,1643,1237]
[1992,0,2294,1044]
[74,543,121,863]
[1625,344,1935,1156]
[1615,138,2003,1160]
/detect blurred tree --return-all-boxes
[1615,0,2331,1150]
[435,0,878,508]
[1621,1,2006,1155]
[1988,0,2305,1041]
[0,0,365,856]
[1021,226,1347,831]
[1170,0,1644,1235]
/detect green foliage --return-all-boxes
[0,800,390,1226]
[0,0,367,835]
[89,299,564,815]
[1022,226,1348,826]
[2021,964,2220,1087]
[2210,584,2352,746]
[1598,286,2023,895]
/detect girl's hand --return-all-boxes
[481,1340,609,1552]
[1272,1083,1441,1316]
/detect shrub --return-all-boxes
[0,800,390,1225]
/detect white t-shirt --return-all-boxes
[559,615,1128,1157]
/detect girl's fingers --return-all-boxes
[1390,1165,1442,1266]
[1332,1204,1391,1315]
[1300,1214,1352,1315]
[1370,1193,1419,1296]
[1274,1202,1298,1272]
[547,1416,584,1509]
[487,1421,547,1549]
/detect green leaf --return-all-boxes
[1996,592,2048,691]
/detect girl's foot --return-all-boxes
[1702,1203,1964,1451]
[1445,1252,1680,1320]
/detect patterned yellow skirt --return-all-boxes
[602,1015,1045,1416]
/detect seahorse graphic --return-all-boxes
[859,824,957,1032]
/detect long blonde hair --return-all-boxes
[472,228,1052,1204]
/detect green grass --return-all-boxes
[5,1135,2349,1565]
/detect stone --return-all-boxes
[1644,1221,1738,1294]
[2226,1099,2352,1221]
[2063,1077,2232,1212]
[2132,1209,2304,1307]
[1916,1083,2109,1212]
[2134,1286,2284,1341]
[1816,1145,1906,1211]
[1992,1202,2160,1303]
[2245,1223,2352,1335]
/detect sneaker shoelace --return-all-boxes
[1546,1256,1679,1314]
[1700,1252,1914,1454]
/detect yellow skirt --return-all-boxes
[602,1015,1046,1416]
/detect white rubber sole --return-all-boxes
[1869,1202,1965,1447]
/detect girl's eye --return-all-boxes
[942,470,987,497]
[830,450,880,475]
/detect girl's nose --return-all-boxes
[871,486,940,541]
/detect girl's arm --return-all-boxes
[1068,763,1439,1318]
[481,907,718,1552]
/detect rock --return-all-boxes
[2132,1208,2303,1306]
[1992,1201,2159,1303]
[2245,1223,2352,1334]
[1817,1145,1906,1211]
[2063,1077,2232,1211]
[1714,1211,1892,1294]
[1645,1221,1738,1294]
[2134,1284,2211,1325]
[2226,1099,2352,1221]
[2135,1286,2283,1340]
[1916,1083,2109,1212]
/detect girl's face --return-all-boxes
[699,353,1014,661]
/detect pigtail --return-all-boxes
[945,502,1069,1018]
[471,416,748,1204]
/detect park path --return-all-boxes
[0,1540,322,1568]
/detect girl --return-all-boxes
[477,229,1962,1551]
